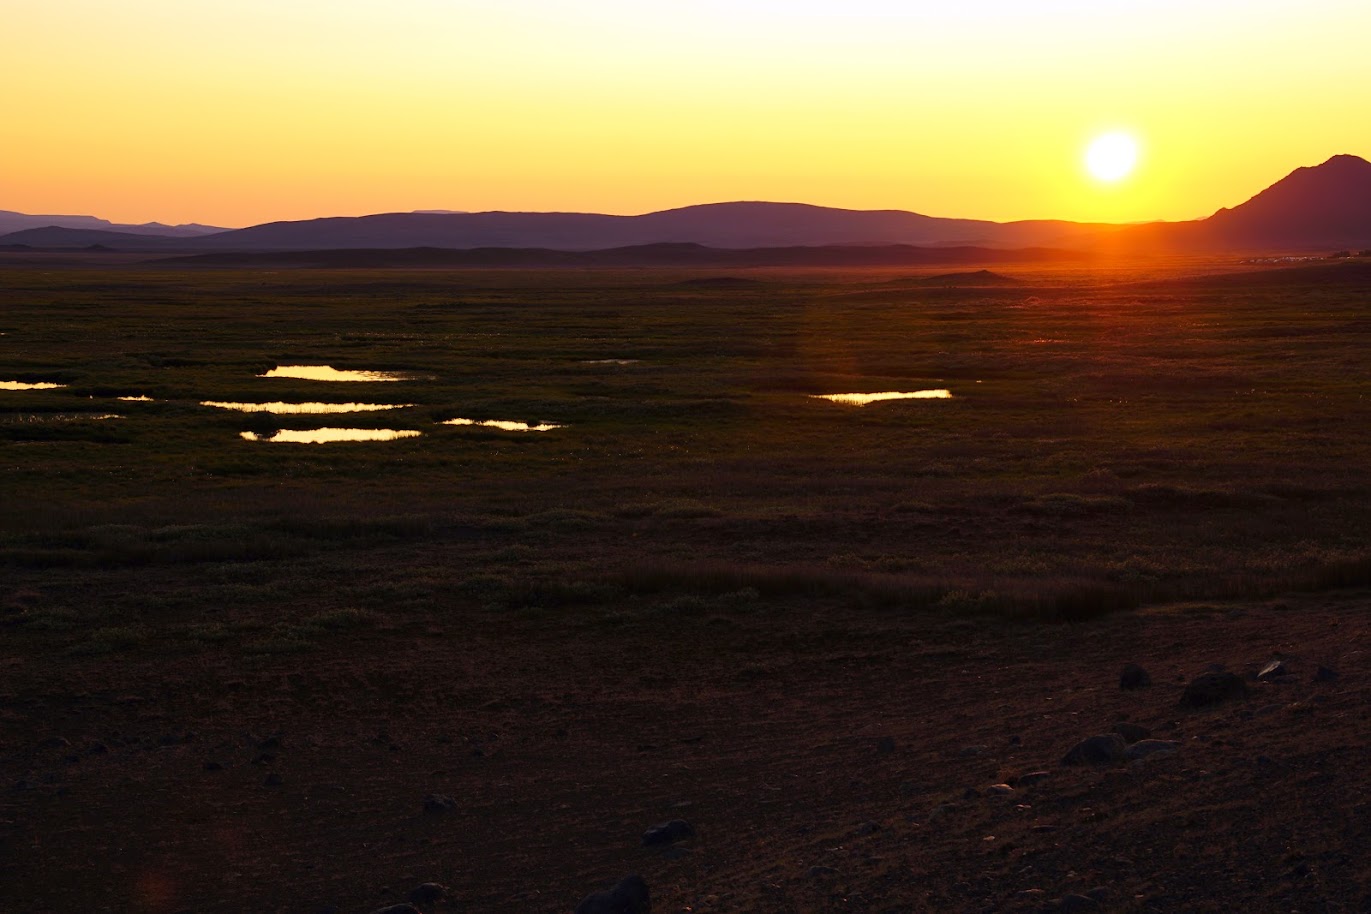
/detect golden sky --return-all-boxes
[5,0,1369,227]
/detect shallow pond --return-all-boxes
[1,381,66,390]
[240,428,422,443]
[442,418,563,432]
[812,390,952,406]
[204,401,413,414]
[259,365,410,382]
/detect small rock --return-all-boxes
[422,794,458,814]
[1014,771,1051,787]
[1126,739,1180,761]
[1111,722,1151,744]
[1313,665,1339,683]
[807,866,839,879]
[1119,663,1151,690]
[1061,734,1126,766]
[985,784,1015,796]
[1179,672,1248,708]
[408,883,446,906]
[641,819,694,847]
[876,736,896,754]
[574,874,650,914]
[1257,660,1288,681]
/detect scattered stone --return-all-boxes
[1014,771,1051,787]
[985,784,1015,796]
[876,736,896,754]
[1119,663,1151,690]
[574,874,650,914]
[1179,672,1248,708]
[1126,740,1180,762]
[1061,734,1126,766]
[1257,660,1288,681]
[641,819,694,847]
[1313,665,1340,683]
[1111,723,1151,744]
[422,794,458,814]
[408,883,446,906]
[807,866,839,879]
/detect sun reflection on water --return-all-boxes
[812,390,952,405]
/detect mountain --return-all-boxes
[1199,154,1371,249]
[0,209,224,237]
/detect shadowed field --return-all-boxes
[2,259,1371,912]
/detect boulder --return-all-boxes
[1119,663,1152,690]
[1179,672,1248,708]
[575,875,650,914]
[1061,734,1126,766]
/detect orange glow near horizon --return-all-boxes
[4,1,1370,228]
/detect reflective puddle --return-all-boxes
[240,428,422,443]
[1,381,66,390]
[203,401,413,414]
[443,418,564,432]
[259,365,410,382]
[813,390,953,405]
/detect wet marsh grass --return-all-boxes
[3,259,1371,648]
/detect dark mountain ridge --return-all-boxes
[3,155,1368,255]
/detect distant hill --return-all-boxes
[156,243,1081,269]
[6,155,1369,256]
[0,209,223,237]
[0,227,191,250]
[175,203,1108,253]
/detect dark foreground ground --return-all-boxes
[2,258,1371,912]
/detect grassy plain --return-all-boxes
[2,258,1371,912]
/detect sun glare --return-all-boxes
[1085,132,1139,182]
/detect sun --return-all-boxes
[1085,131,1139,182]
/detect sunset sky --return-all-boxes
[5,0,1370,228]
